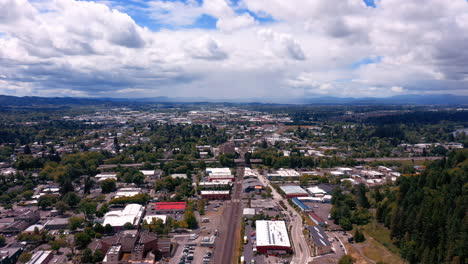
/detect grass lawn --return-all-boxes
[362,221,400,255]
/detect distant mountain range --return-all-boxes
[1,94,467,106]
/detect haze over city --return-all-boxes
[1,0,467,100]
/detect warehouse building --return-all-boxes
[200,190,231,200]
[280,185,308,198]
[206,168,234,182]
[103,204,144,231]
[147,202,186,215]
[307,225,333,255]
[255,220,292,254]
[291,197,312,212]
[198,180,232,190]
[267,168,301,181]
[25,251,52,264]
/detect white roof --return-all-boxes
[256,220,291,248]
[243,208,256,216]
[26,251,52,264]
[139,170,155,176]
[206,168,231,174]
[103,204,143,227]
[25,224,44,232]
[307,186,327,194]
[276,169,300,177]
[143,215,167,224]
[171,174,187,179]
[201,190,230,195]
[114,188,141,198]
[280,185,307,195]
[330,171,344,175]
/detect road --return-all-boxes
[257,173,312,264]
[213,166,244,264]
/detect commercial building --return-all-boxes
[206,168,234,182]
[308,212,326,226]
[306,225,333,255]
[25,251,53,264]
[243,178,264,193]
[103,204,144,231]
[0,246,24,264]
[243,208,256,218]
[255,220,291,254]
[291,198,312,212]
[267,168,301,181]
[114,188,141,199]
[280,185,308,198]
[200,190,231,200]
[148,202,186,214]
[89,230,170,263]
[44,218,69,230]
[198,180,232,190]
[306,186,327,197]
[95,173,117,182]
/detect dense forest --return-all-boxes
[376,150,467,263]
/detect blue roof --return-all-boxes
[292,197,311,211]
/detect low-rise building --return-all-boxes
[25,251,53,264]
[255,220,291,254]
[44,218,69,230]
[206,168,234,182]
[267,168,301,181]
[114,188,141,199]
[103,204,144,231]
[200,190,230,200]
[148,202,186,215]
[306,225,333,255]
[280,185,308,198]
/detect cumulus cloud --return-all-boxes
[258,29,306,61]
[0,0,467,98]
[184,35,228,61]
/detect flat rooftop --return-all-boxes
[256,220,291,248]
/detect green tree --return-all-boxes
[38,194,59,210]
[0,235,5,247]
[338,255,355,264]
[96,203,109,218]
[55,201,70,214]
[354,228,365,243]
[49,238,67,251]
[198,199,205,215]
[68,216,84,231]
[99,179,116,193]
[123,222,134,230]
[18,252,32,263]
[74,232,92,249]
[92,249,104,263]
[81,248,93,263]
[63,192,81,207]
[79,201,97,220]
[184,210,198,229]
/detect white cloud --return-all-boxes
[183,35,228,61]
[258,29,306,61]
[0,0,467,98]
[390,86,405,93]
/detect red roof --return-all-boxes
[155,202,186,211]
[308,212,324,223]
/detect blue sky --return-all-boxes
[0,0,467,99]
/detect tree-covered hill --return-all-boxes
[376,150,467,264]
